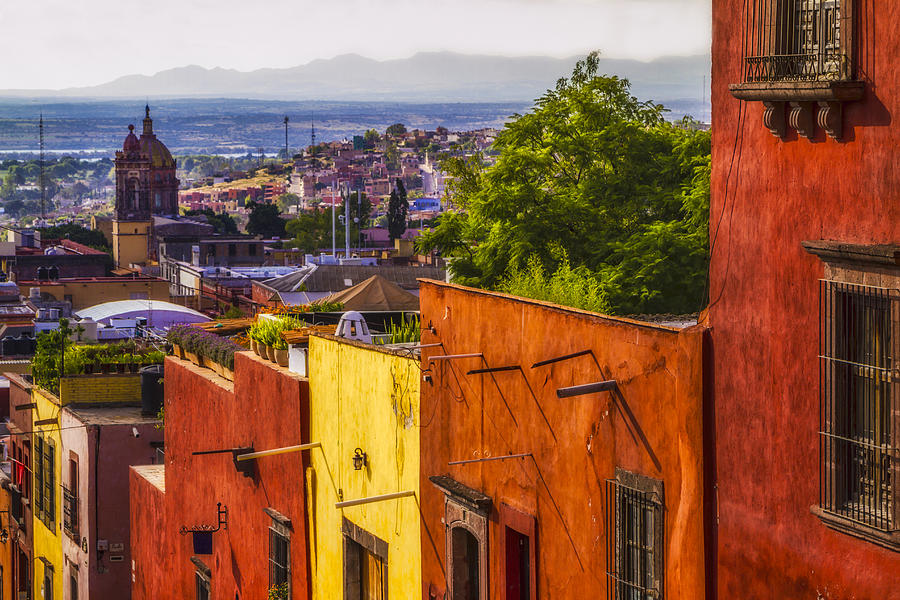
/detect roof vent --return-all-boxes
[335,311,371,344]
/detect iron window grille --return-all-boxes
[62,486,78,539]
[269,525,290,598]
[819,280,898,533]
[741,0,850,82]
[606,473,664,600]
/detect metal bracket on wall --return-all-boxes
[191,446,255,478]
[556,380,617,398]
[179,502,228,535]
[429,353,483,364]
[448,452,533,466]
[466,365,520,376]
[531,349,594,368]
[234,442,321,462]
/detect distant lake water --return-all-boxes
[0,98,528,156]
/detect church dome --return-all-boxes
[123,125,140,153]
[140,136,175,169]
[138,105,175,169]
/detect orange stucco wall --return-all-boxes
[417,280,708,598]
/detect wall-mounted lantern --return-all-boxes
[0,510,10,543]
[352,448,367,471]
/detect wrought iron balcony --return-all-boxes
[730,0,864,139]
[740,0,848,83]
[63,486,78,539]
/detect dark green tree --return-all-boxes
[39,223,110,251]
[285,208,333,253]
[387,179,408,242]
[416,52,711,314]
[386,123,407,137]
[246,201,286,239]
[184,209,239,234]
[363,129,380,147]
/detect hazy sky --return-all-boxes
[0,0,710,90]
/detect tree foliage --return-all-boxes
[285,208,333,253]
[386,123,407,137]
[417,52,710,315]
[387,179,408,242]
[184,209,238,235]
[39,223,110,251]
[245,201,286,239]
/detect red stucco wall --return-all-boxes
[417,281,707,598]
[129,352,310,600]
[130,468,168,600]
[89,422,164,599]
[710,1,900,597]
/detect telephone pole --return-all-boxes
[39,114,46,219]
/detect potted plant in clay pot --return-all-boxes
[273,334,289,367]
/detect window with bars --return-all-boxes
[269,524,290,598]
[819,280,898,536]
[606,471,664,600]
[741,0,849,83]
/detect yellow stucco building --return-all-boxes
[306,335,421,599]
[29,373,143,600]
[31,386,64,600]
[23,276,171,311]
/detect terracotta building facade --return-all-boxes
[711,0,900,596]
[416,281,709,599]
[130,353,311,600]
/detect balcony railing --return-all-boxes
[741,0,848,83]
[63,486,78,539]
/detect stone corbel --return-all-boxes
[788,102,816,139]
[817,101,844,140]
[762,101,786,138]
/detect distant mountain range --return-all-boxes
[0,52,711,108]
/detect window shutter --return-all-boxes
[34,437,43,519]
[46,440,55,526]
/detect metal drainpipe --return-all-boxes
[93,425,103,573]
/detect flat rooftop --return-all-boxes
[132,464,165,493]
[66,405,162,426]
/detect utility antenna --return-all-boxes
[283,116,290,160]
[257,147,265,168]
[310,113,316,150]
[39,113,46,219]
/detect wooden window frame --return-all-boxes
[341,517,388,600]
[499,503,537,600]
